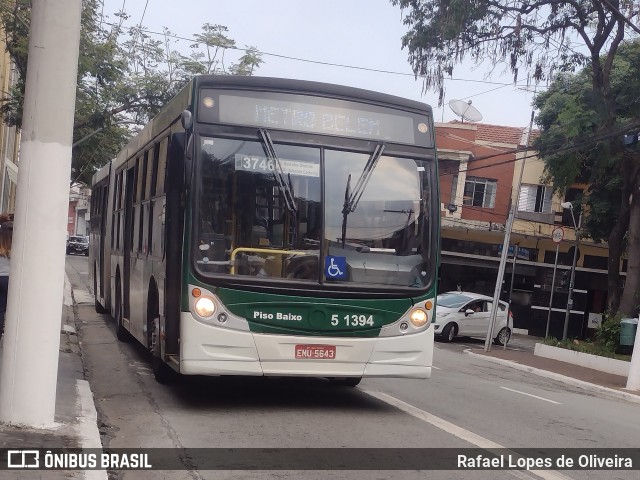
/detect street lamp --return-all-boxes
[560,201,580,341]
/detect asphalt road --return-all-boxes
[65,255,640,480]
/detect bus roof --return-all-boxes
[92,158,114,186]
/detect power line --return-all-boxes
[101,21,538,89]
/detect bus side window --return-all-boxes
[140,148,152,254]
[155,137,168,257]
[139,154,148,253]
[148,145,159,256]
[156,137,168,196]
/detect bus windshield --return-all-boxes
[195,136,433,289]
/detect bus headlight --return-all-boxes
[409,308,428,327]
[195,297,216,317]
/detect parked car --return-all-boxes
[66,235,89,256]
[434,291,513,345]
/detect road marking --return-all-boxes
[363,390,573,480]
[432,365,441,370]
[500,387,562,405]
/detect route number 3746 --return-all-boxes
[331,314,374,327]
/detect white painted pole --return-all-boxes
[484,110,535,352]
[545,243,560,338]
[484,206,515,352]
[0,0,82,427]
[626,314,640,391]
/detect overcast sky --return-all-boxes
[101,0,541,128]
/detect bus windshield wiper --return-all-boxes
[259,129,297,213]
[343,143,385,214]
[341,143,385,246]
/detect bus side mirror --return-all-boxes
[181,110,193,130]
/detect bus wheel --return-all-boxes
[114,282,129,342]
[329,377,361,387]
[152,356,176,385]
[149,316,176,384]
[93,266,108,314]
[94,299,108,314]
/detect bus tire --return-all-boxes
[93,266,108,314]
[94,299,108,314]
[152,356,177,384]
[329,377,361,387]
[147,286,176,384]
[114,278,129,342]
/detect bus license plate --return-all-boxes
[295,344,336,360]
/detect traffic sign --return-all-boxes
[552,226,564,243]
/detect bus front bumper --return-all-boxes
[179,312,433,379]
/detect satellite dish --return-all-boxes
[448,99,483,123]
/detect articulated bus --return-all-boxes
[90,75,439,385]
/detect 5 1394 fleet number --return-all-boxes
[331,314,374,327]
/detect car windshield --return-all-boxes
[71,237,88,244]
[436,293,473,308]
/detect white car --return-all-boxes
[434,291,513,345]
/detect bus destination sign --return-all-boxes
[198,89,432,146]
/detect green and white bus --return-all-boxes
[90,75,439,385]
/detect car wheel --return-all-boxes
[494,327,511,346]
[441,323,456,342]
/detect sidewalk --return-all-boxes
[465,334,640,404]
[0,276,105,480]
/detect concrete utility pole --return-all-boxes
[627,314,640,391]
[484,110,535,352]
[484,207,515,352]
[560,203,581,341]
[0,0,82,427]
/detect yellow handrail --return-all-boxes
[229,247,309,274]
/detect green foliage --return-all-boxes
[532,39,640,315]
[595,312,623,352]
[544,320,630,361]
[390,0,629,103]
[0,1,264,184]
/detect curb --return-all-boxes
[76,380,108,480]
[464,349,640,405]
[66,274,108,480]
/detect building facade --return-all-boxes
[67,182,90,238]
[436,121,618,339]
[0,25,20,214]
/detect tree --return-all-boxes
[0,0,263,184]
[392,0,640,315]
[533,40,640,315]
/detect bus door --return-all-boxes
[99,186,107,298]
[123,166,135,321]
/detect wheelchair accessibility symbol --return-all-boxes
[325,256,347,280]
